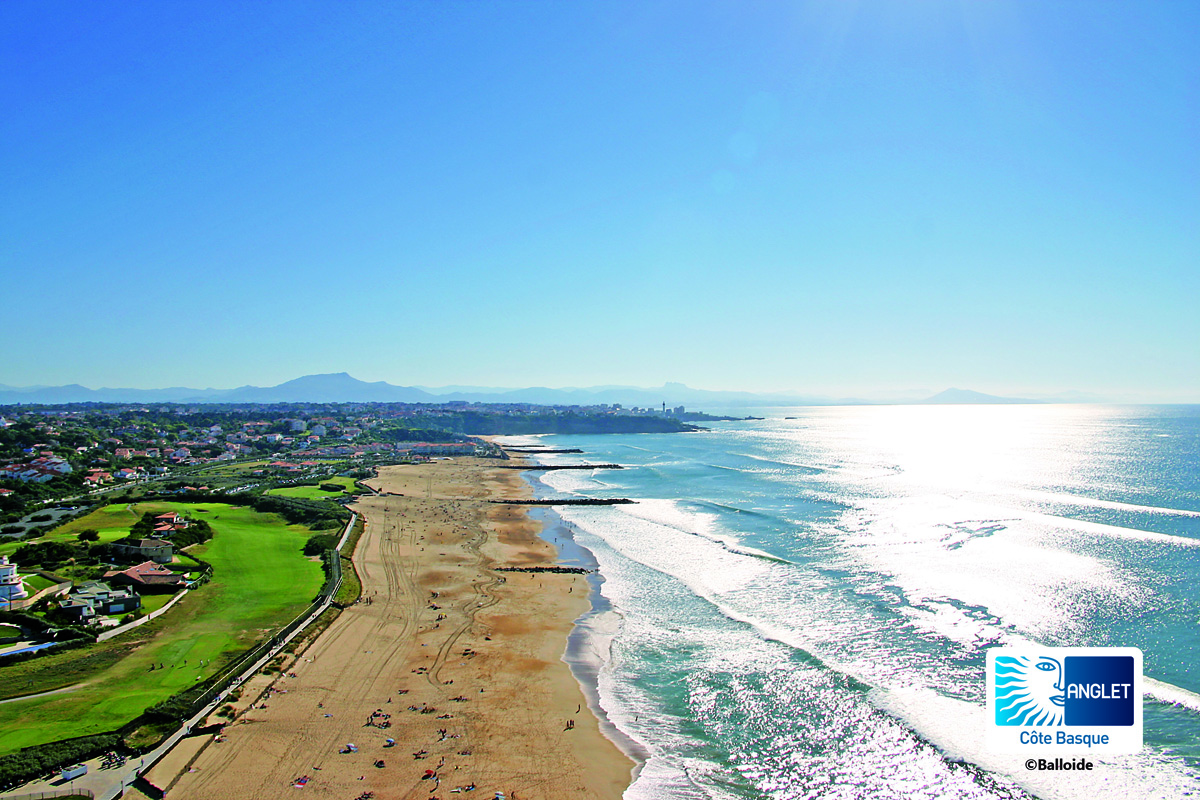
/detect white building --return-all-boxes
[0,556,29,604]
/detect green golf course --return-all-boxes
[0,502,328,754]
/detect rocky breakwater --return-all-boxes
[498,464,623,471]
[488,498,635,506]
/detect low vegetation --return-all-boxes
[333,555,361,607]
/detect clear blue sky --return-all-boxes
[2,1,1197,401]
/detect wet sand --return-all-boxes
[163,457,633,799]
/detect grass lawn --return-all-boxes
[139,594,174,614]
[266,475,358,500]
[21,573,57,593]
[0,501,324,755]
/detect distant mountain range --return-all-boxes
[921,388,1040,405]
[0,373,813,407]
[0,373,1102,407]
[920,387,1113,404]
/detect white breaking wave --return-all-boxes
[1144,676,1200,712]
[559,499,1200,800]
[614,499,792,564]
[1015,488,1200,519]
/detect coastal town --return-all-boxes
[0,401,705,532]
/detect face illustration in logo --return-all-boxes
[994,655,1066,726]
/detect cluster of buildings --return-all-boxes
[3,406,495,512]
[110,417,379,467]
[1,552,145,625]
[57,560,187,624]
[1,413,385,499]
[0,454,74,484]
[160,418,370,459]
[0,509,199,630]
[60,516,191,623]
[83,466,156,487]
[2,543,186,627]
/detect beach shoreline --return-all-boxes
[157,456,633,799]
[522,479,651,782]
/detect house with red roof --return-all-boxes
[104,560,185,593]
[152,512,189,535]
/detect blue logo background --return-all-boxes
[1064,656,1134,726]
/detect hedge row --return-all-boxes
[0,732,121,791]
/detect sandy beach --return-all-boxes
[160,457,633,799]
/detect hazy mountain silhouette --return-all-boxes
[922,388,1042,405]
[1,375,1093,407]
[220,373,436,403]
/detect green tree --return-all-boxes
[302,534,337,556]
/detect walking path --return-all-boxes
[0,683,85,706]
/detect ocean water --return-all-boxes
[502,404,1200,800]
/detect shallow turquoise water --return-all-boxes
[511,405,1200,799]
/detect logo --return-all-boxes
[994,654,1067,726]
[986,647,1142,754]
